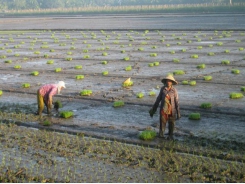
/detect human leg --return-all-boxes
[167,117,175,140]
[159,112,167,138]
[37,90,44,116]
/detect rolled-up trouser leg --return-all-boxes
[168,117,175,140]
[47,101,52,115]
[37,90,44,116]
[159,113,167,138]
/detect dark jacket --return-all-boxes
[152,86,180,119]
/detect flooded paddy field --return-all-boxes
[0,14,245,182]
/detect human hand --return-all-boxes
[149,109,155,118]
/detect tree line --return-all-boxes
[0,0,243,10]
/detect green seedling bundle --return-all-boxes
[55,68,62,72]
[139,130,157,141]
[229,92,244,99]
[173,70,185,75]
[76,75,84,80]
[46,60,54,64]
[0,90,3,96]
[203,76,212,81]
[102,71,109,76]
[14,65,21,69]
[60,111,74,118]
[200,103,212,109]
[137,92,144,98]
[80,90,93,96]
[22,83,30,88]
[31,71,39,76]
[75,65,82,69]
[241,87,245,92]
[221,60,230,65]
[231,69,240,74]
[197,64,206,69]
[189,113,201,120]
[113,100,124,107]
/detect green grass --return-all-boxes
[189,113,201,120]
[113,100,125,107]
[229,92,244,99]
[139,130,157,141]
[80,90,93,96]
[200,103,212,109]
[60,111,74,118]
[76,75,84,80]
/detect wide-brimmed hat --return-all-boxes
[161,75,178,85]
[57,81,66,88]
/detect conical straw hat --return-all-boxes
[123,77,131,84]
[161,75,178,85]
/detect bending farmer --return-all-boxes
[149,75,180,140]
[37,81,66,116]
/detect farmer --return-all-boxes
[149,75,180,140]
[36,81,66,116]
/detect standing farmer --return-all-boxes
[37,81,66,116]
[149,75,180,140]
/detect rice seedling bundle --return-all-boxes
[141,41,147,45]
[67,51,72,55]
[0,47,5,50]
[54,100,62,109]
[200,103,212,109]
[113,100,124,107]
[4,60,12,63]
[209,44,213,47]
[177,42,182,45]
[166,44,171,47]
[224,50,230,53]
[138,47,144,51]
[189,81,196,86]
[154,62,160,66]
[189,113,201,120]
[83,49,88,53]
[229,92,244,99]
[74,65,82,69]
[83,55,90,59]
[31,71,39,76]
[60,111,74,118]
[34,51,40,54]
[173,58,180,63]
[152,46,157,49]
[80,90,93,96]
[49,49,55,52]
[137,92,144,98]
[148,63,154,67]
[46,60,54,64]
[241,87,245,91]
[55,68,62,72]
[102,71,109,76]
[149,91,156,96]
[14,45,20,48]
[239,47,244,51]
[76,75,84,80]
[22,83,30,88]
[173,70,185,75]
[0,90,3,96]
[125,65,132,71]
[7,49,12,53]
[203,76,212,81]
[208,52,215,56]
[121,50,126,53]
[44,54,49,58]
[221,60,230,65]
[139,130,156,141]
[197,39,202,42]
[0,55,6,59]
[14,65,21,69]
[236,40,241,43]
[66,57,73,61]
[41,45,49,49]
[101,61,107,65]
[182,80,189,85]
[197,46,203,49]
[43,120,51,126]
[102,52,108,56]
[231,69,240,74]
[150,53,157,57]
[191,54,199,59]
[122,81,133,87]
[124,57,130,61]
[197,64,206,69]
[170,51,175,54]
[216,42,223,46]
[187,40,192,43]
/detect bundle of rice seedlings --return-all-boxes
[137,92,144,98]
[139,130,157,141]
[197,46,202,49]
[229,92,244,99]
[102,52,108,56]
[182,80,189,85]
[138,47,144,51]
[170,51,175,54]
[154,62,160,66]
[49,49,55,52]
[113,101,124,108]
[66,57,72,61]
[0,90,3,96]
[208,52,215,56]
[236,40,241,43]
[122,78,133,87]
[14,65,21,69]
[203,76,212,81]
[44,54,49,58]
[76,75,84,80]
[173,70,185,75]
[239,47,244,51]
[102,61,107,65]
[189,113,201,120]
[4,60,12,63]
[148,63,154,67]
[152,46,157,49]
[231,69,240,74]
[22,83,30,88]
[60,111,74,118]
[150,53,157,57]
[43,120,51,126]
[121,50,126,53]
[54,100,62,111]
[31,71,39,76]
[55,68,62,72]
[75,65,82,69]
[181,49,186,52]
[189,81,196,86]
[173,58,180,63]
[149,91,156,96]
[197,64,206,69]
[200,103,212,109]
[0,55,6,59]
[187,40,192,43]
[124,57,130,61]
[191,54,199,59]
[102,71,109,76]
[80,90,93,96]
[14,53,20,57]
[46,60,54,64]
[209,44,213,47]
[166,44,171,47]
[34,51,40,54]
[83,49,89,53]
[221,60,230,65]
[125,65,132,71]
[216,42,223,46]
[241,87,245,92]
